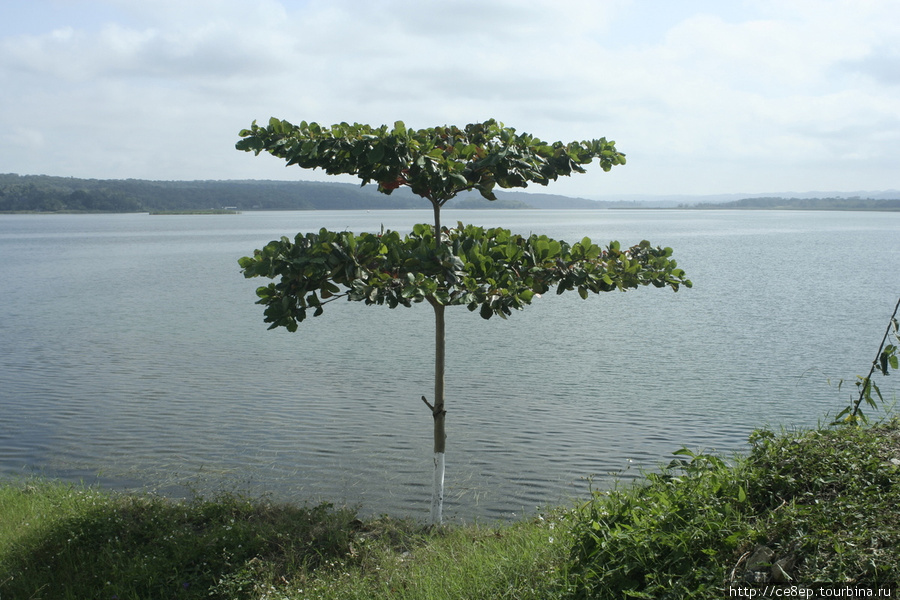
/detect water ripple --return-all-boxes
[1,210,897,521]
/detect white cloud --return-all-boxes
[0,0,898,195]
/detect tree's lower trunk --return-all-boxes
[431,451,445,524]
[429,298,446,525]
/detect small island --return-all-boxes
[148,209,241,215]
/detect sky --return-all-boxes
[1,0,899,199]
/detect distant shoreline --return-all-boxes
[3,205,900,215]
[614,205,900,211]
[1,173,898,213]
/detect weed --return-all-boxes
[567,448,754,599]
[742,421,900,584]
[566,419,900,598]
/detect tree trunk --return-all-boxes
[428,198,446,525]
[432,199,441,235]
[429,299,446,525]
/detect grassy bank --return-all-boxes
[2,419,898,599]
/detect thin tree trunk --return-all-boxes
[429,198,446,525]
[432,199,441,236]
[430,300,446,524]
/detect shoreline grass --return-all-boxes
[2,418,898,599]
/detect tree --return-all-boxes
[236,118,691,524]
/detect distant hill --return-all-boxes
[683,196,900,211]
[0,173,417,212]
[0,173,611,213]
[3,174,898,213]
[588,189,900,206]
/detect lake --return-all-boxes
[1,209,898,521]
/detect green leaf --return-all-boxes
[367,144,385,163]
[479,302,493,319]
[671,448,693,458]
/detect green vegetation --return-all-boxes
[2,419,898,599]
[0,175,145,212]
[836,297,900,425]
[239,223,689,331]
[0,173,599,213]
[0,173,427,213]
[568,421,900,598]
[0,481,569,599]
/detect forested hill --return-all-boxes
[0,173,606,213]
[685,196,900,211]
[5,174,898,213]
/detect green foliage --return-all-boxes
[743,423,900,584]
[236,118,625,203]
[567,450,753,599]
[238,223,690,331]
[566,421,900,598]
[0,175,144,212]
[833,297,900,425]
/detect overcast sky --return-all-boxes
[2,0,898,198]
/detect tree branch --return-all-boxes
[318,293,350,306]
[852,295,900,417]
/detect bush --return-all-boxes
[566,420,900,598]
[567,449,753,599]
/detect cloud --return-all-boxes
[841,46,900,87]
[0,0,898,195]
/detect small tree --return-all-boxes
[237,119,691,524]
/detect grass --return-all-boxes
[1,418,898,599]
[0,486,361,599]
[0,483,569,599]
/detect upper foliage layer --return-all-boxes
[236,119,626,204]
[238,223,691,331]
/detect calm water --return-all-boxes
[1,209,898,521]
